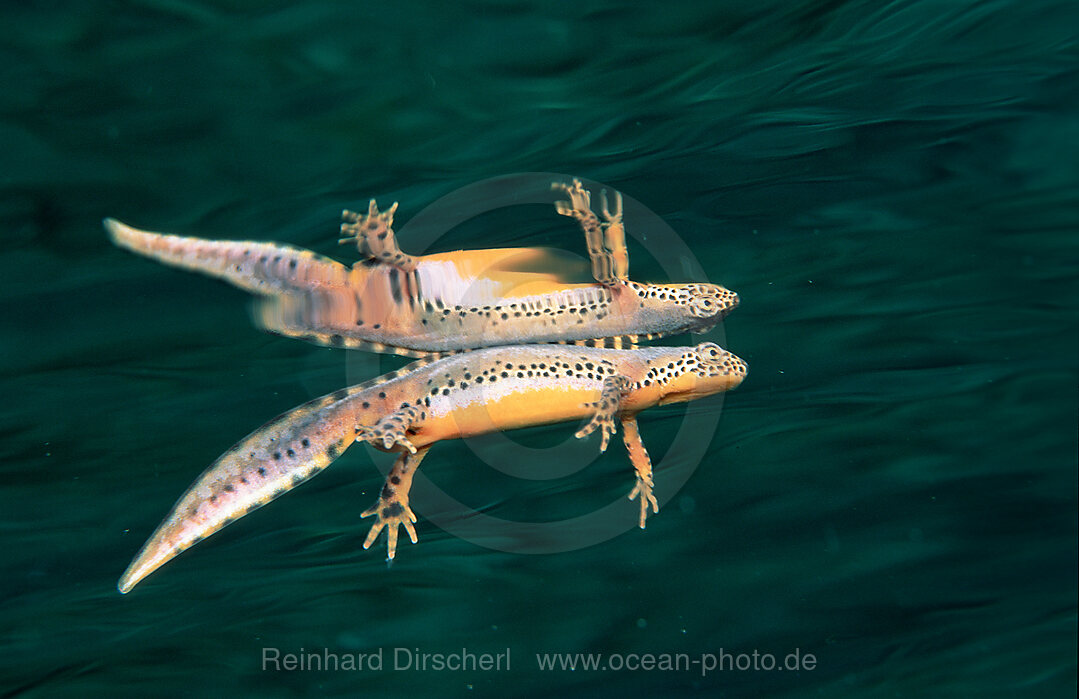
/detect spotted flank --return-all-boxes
[105,180,739,355]
[117,343,747,593]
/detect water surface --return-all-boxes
[1,1,1076,696]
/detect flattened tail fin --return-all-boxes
[116,391,358,593]
[104,218,351,296]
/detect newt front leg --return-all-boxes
[553,179,629,286]
[574,375,631,452]
[361,447,429,559]
[599,189,628,280]
[576,376,659,527]
[622,416,659,528]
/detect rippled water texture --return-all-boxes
[1,1,1076,696]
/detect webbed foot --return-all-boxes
[361,500,418,560]
[361,447,428,559]
[628,473,659,528]
[354,405,422,454]
[340,199,416,272]
[552,178,594,218]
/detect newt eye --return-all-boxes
[689,295,714,317]
[687,287,720,318]
[696,342,724,362]
[687,284,738,319]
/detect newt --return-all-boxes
[106,180,738,356]
[118,342,747,593]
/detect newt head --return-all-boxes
[682,283,739,322]
[654,342,747,406]
[629,282,739,336]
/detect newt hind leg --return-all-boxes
[361,447,429,559]
[553,179,629,286]
[340,199,416,272]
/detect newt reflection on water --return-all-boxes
[107,180,738,355]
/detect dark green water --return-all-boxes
[2,1,1076,696]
